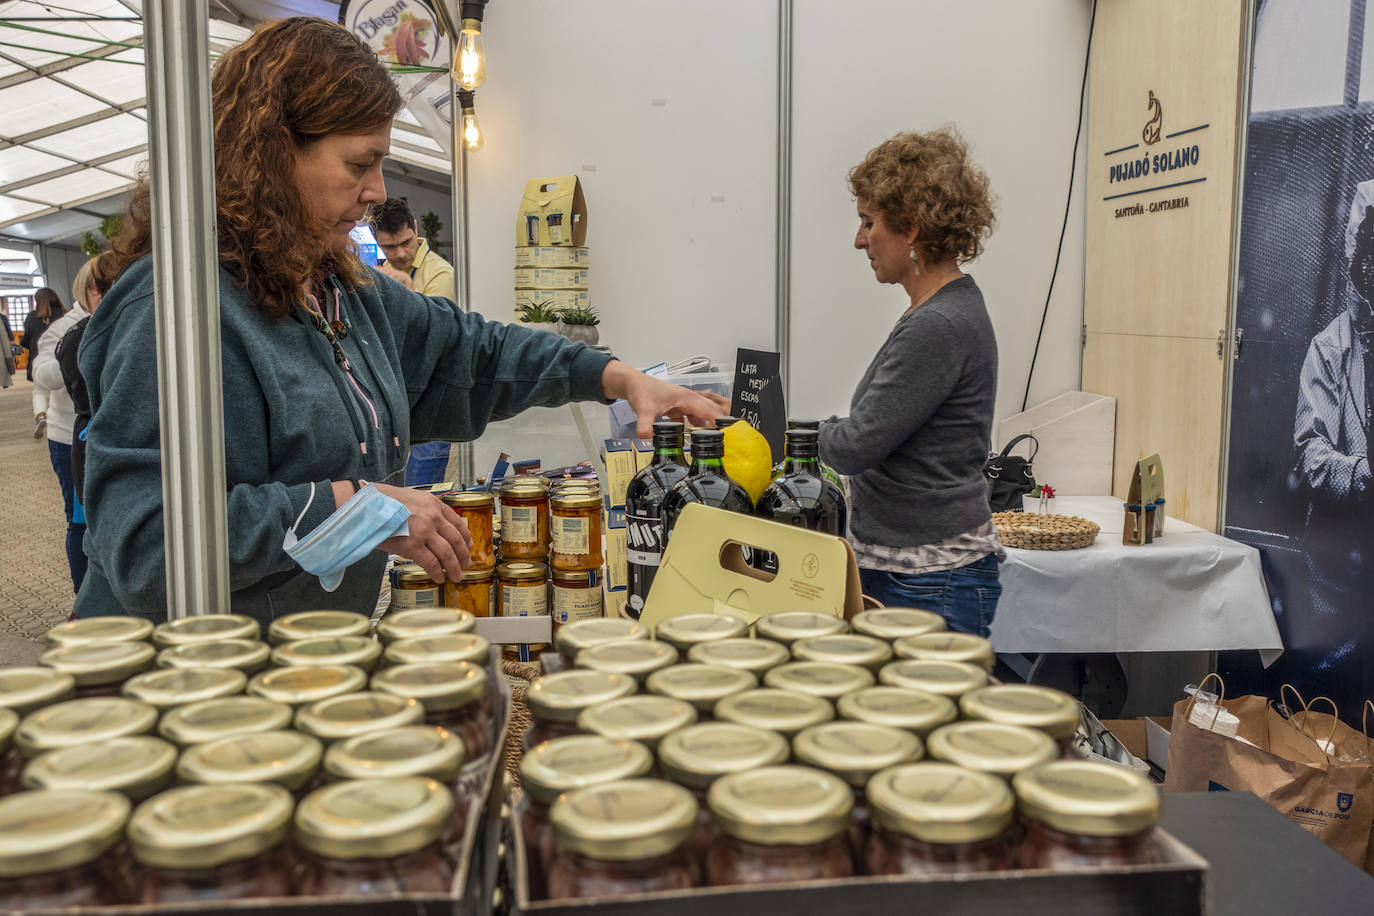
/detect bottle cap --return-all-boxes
[868,762,1014,844]
[128,783,293,868]
[708,765,851,845]
[551,779,696,861]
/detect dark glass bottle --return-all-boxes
[625,421,691,619]
[771,421,844,490]
[757,430,848,536]
[661,430,753,544]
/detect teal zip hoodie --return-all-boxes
[76,257,612,623]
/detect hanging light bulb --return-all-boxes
[458,89,484,152]
[452,1,489,91]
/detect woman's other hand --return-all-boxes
[601,361,730,437]
[357,482,473,583]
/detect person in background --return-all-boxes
[818,127,1002,637]
[21,287,64,389]
[0,304,13,389]
[56,251,116,529]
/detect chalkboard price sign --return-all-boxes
[730,348,786,463]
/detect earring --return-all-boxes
[909,245,922,273]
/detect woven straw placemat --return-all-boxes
[993,511,1100,550]
[501,658,540,794]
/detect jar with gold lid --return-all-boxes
[763,661,874,700]
[294,691,424,743]
[123,667,246,709]
[384,632,491,667]
[267,610,370,646]
[378,607,477,644]
[645,663,757,716]
[550,491,604,572]
[554,618,646,667]
[687,637,789,675]
[389,564,443,611]
[791,634,894,672]
[152,613,259,648]
[0,789,132,907]
[246,664,367,707]
[0,666,75,715]
[892,632,996,670]
[576,638,678,684]
[498,561,550,662]
[370,661,491,761]
[753,611,848,647]
[836,685,957,737]
[850,607,946,641]
[128,782,295,902]
[15,697,157,759]
[960,684,1081,754]
[295,777,455,895]
[866,762,1015,875]
[24,736,176,800]
[0,709,15,795]
[156,639,271,675]
[1013,759,1163,868]
[270,636,382,673]
[654,614,750,653]
[879,658,988,699]
[158,696,293,748]
[442,491,496,568]
[547,779,698,899]
[705,765,854,886]
[176,730,322,793]
[576,695,697,750]
[524,669,637,750]
[926,721,1058,780]
[499,478,551,560]
[445,566,497,617]
[712,688,834,738]
[44,616,152,649]
[41,641,155,697]
[323,726,468,844]
[551,567,604,635]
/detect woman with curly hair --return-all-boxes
[818,127,1002,637]
[78,17,721,623]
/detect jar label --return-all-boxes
[553,584,603,625]
[626,511,662,567]
[391,586,441,610]
[552,515,589,554]
[503,505,538,542]
[502,583,547,617]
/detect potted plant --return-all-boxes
[1023,483,1056,515]
[558,304,600,345]
[515,300,562,334]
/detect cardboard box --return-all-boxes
[514,267,589,291]
[1100,716,1174,771]
[515,246,590,269]
[601,439,637,508]
[516,176,588,247]
[604,515,628,593]
[632,438,655,471]
[604,583,628,621]
[1124,454,1166,546]
[515,289,590,316]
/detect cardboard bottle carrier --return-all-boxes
[516,177,587,248]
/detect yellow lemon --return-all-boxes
[722,422,774,504]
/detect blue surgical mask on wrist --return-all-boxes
[283,482,411,592]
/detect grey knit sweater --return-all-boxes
[819,275,997,548]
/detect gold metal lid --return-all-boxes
[836,685,958,736]
[868,762,1014,844]
[0,666,75,715]
[851,607,947,641]
[656,722,791,789]
[500,476,550,494]
[525,669,637,723]
[377,608,477,643]
[122,667,247,709]
[15,697,157,756]
[686,637,790,675]
[878,658,988,698]
[151,614,259,648]
[792,722,923,787]
[371,661,487,711]
[295,691,425,741]
[497,561,548,580]
[22,736,176,800]
[554,618,647,657]
[753,611,848,645]
[129,782,294,868]
[708,765,852,845]
[0,707,13,754]
[1013,760,1160,836]
[158,696,293,747]
[393,563,438,586]
[712,688,834,737]
[175,730,323,792]
[892,632,996,669]
[791,634,894,671]
[551,779,697,860]
[520,735,654,807]
[323,726,465,782]
[442,491,495,508]
[40,640,155,686]
[156,639,271,674]
[654,613,750,651]
[925,722,1058,778]
[267,610,371,646]
[645,663,757,713]
[550,492,602,509]
[247,664,368,706]
[960,685,1081,740]
[575,695,698,748]
[44,616,153,648]
[763,661,874,699]
[576,639,678,681]
[0,789,130,877]
[270,636,382,672]
[384,633,492,667]
[295,777,453,859]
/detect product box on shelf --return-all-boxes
[603,510,628,593]
[516,176,587,248]
[514,268,590,291]
[601,439,637,509]
[514,247,590,269]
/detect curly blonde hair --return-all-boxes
[848,127,995,265]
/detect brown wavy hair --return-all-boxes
[109,17,402,319]
[848,127,995,265]
[33,288,65,321]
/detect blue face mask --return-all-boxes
[283,482,411,592]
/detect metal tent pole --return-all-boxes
[449,18,475,487]
[775,0,793,396]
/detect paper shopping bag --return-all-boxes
[1288,697,1374,875]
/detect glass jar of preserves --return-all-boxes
[0,709,15,796]
[44,616,153,649]
[1013,760,1163,868]
[384,633,491,668]
[15,697,158,759]
[706,765,854,886]
[270,636,382,673]
[445,566,497,618]
[246,665,367,707]
[0,666,75,715]
[791,634,894,672]
[551,567,604,636]
[892,632,996,670]
[267,610,370,646]
[123,667,247,709]
[294,692,425,743]
[753,611,848,647]
[866,762,1015,875]
[850,607,947,641]
[645,663,757,716]
[390,563,443,611]
[554,618,647,668]
[176,730,323,793]
[687,637,790,676]
[654,614,750,653]
[295,777,454,895]
[925,721,1058,780]
[524,669,637,750]
[547,779,698,899]
[763,661,874,701]
[712,688,834,738]
[836,685,958,738]
[960,684,1082,755]
[378,608,476,644]
[550,492,604,572]
[40,641,156,697]
[370,661,491,761]
[156,639,271,675]
[576,695,697,750]
[23,736,176,800]
[323,726,467,844]
[152,613,260,648]
[499,478,551,560]
[0,789,132,907]
[128,782,295,903]
[576,638,678,684]
[499,561,550,663]
[442,491,497,568]
[159,696,293,748]
[878,658,988,700]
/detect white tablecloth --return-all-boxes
[989,496,1283,663]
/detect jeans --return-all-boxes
[48,439,87,595]
[859,553,1002,638]
[405,441,452,487]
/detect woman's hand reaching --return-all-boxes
[601,360,730,437]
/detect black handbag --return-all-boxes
[982,433,1038,513]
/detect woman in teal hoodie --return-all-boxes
[76,17,721,624]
